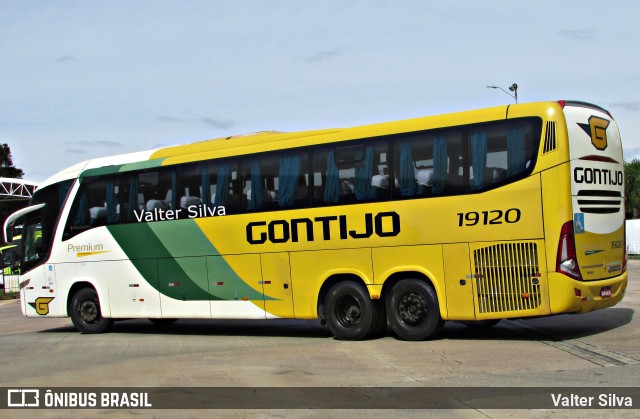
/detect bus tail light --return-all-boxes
[556,221,582,280]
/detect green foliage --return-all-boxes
[625,159,640,219]
[0,144,24,179]
[0,144,27,240]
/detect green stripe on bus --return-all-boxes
[107,220,267,301]
[80,158,166,178]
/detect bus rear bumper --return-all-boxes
[548,271,628,314]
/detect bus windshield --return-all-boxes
[19,179,73,273]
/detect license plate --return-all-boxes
[600,286,612,298]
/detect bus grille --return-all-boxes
[474,242,542,313]
[577,190,622,214]
[543,121,557,153]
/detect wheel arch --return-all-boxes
[316,273,369,321]
[381,270,447,319]
[66,280,109,317]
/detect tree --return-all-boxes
[0,143,24,179]
[0,144,27,242]
[625,159,640,219]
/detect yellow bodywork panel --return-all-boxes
[372,245,446,319]
[442,243,475,320]
[290,248,373,319]
[260,252,295,318]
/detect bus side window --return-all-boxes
[177,165,202,215]
[394,137,440,197]
[311,149,330,205]
[177,161,241,215]
[443,135,464,194]
[468,122,533,191]
[243,160,263,211]
[394,131,463,198]
[209,161,239,214]
[243,156,282,211]
[315,142,388,205]
[64,176,120,239]
[138,170,175,213]
[394,141,416,197]
[277,152,309,209]
[372,150,390,200]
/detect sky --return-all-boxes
[2,0,640,182]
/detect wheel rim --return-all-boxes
[79,299,100,324]
[335,295,361,328]
[398,292,427,326]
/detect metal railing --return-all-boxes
[1,274,20,293]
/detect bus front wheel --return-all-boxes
[324,282,383,340]
[70,288,113,334]
[387,279,443,341]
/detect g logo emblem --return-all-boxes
[28,297,55,315]
[579,116,610,151]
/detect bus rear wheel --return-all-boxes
[324,282,383,340]
[70,288,113,334]
[387,279,443,341]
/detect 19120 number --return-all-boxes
[457,208,521,227]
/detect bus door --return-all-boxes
[20,219,56,316]
[260,252,294,318]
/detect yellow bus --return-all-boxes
[4,100,627,340]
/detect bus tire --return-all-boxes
[387,279,443,341]
[70,288,113,334]
[324,282,382,340]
